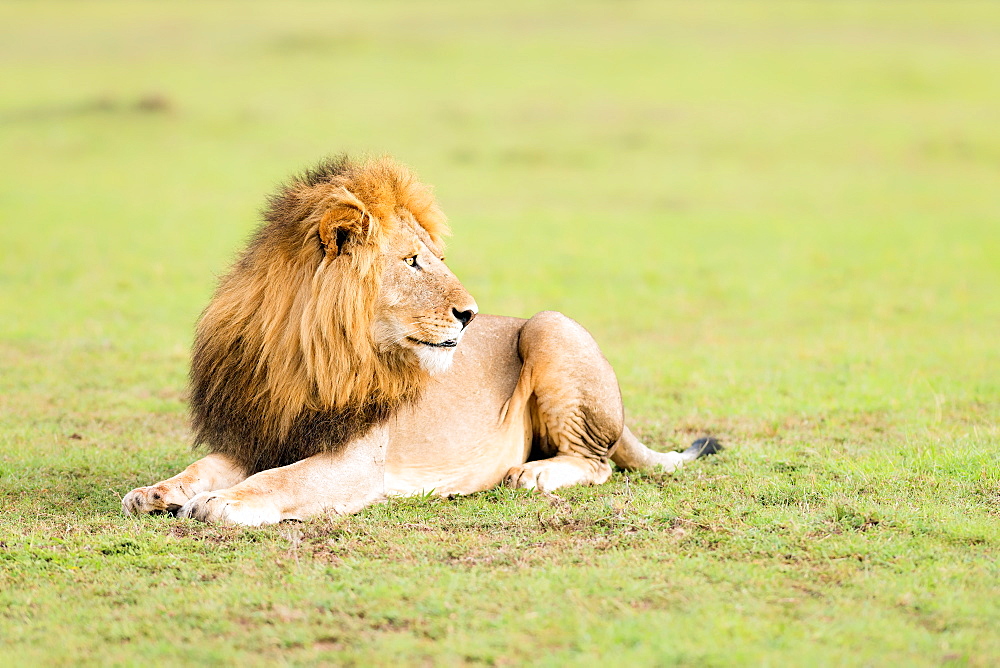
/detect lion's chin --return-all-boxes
[411,344,457,375]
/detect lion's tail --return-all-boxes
[610,426,722,473]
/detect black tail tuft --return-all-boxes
[683,437,724,459]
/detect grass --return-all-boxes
[1,1,998,665]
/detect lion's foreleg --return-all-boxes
[177,426,388,526]
[122,453,247,516]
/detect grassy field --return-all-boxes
[1,1,998,665]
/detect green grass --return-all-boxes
[2,1,998,665]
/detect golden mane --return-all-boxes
[189,156,449,474]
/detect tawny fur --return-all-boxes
[123,155,722,525]
[190,156,448,474]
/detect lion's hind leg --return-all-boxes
[122,453,247,516]
[503,311,623,493]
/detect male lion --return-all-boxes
[123,156,720,525]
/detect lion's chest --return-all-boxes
[383,315,530,496]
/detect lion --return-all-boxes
[122,156,720,525]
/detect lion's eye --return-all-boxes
[404,255,417,267]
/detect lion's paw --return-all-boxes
[504,464,545,491]
[504,458,611,493]
[177,491,283,526]
[122,484,193,516]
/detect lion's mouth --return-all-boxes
[407,337,458,349]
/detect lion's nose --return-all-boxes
[453,308,476,329]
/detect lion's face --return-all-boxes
[373,215,478,375]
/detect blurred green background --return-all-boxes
[3,1,997,433]
[4,0,999,417]
[1,1,998,664]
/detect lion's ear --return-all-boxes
[318,209,353,256]
[318,190,370,256]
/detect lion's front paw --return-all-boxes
[122,483,193,516]
[177,491,282,526]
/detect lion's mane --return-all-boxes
[189,156,449,474]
